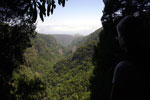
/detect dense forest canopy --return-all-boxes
[10,28,101,100]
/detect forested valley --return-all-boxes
[10,28,102,100]
[1,0,150,100]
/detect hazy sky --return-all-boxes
[36,0,104,35]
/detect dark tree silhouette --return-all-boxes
[0,0,67,23]
[0,0,68,99]
[90,0,150,100]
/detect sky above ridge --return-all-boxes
[36,0,104,35]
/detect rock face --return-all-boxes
[72,46,77,53]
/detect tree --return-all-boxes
[90,0,150,100]
[0,0,68,23]
[0,21,36,100]
[0,0,68,99]
[10,66,47,100]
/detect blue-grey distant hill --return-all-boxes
[51,34,84,47]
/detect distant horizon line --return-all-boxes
[36,27,101,36]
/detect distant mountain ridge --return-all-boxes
[51,34,85,47]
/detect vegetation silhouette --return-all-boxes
[90,0,150,100]
[0,0,67,99]
[0,10,36,100]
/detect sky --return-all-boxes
[36,0,104,35]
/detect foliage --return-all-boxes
[10,33,64,100]
[0,0,68,23]
[80,28,101,45]
[25,33,64,73]
[66,35,84,50]
[50,37,98,100]
[67,28,102,55]
[9,33,61,99]
[10,66,47,100]
[0,22,35,99]
[0,0,68,99]
[11,29,100,100]
[0,0,35,99]
[90,0,150,100]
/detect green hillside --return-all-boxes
[25,34,64,68]
[51,40,98,99]
[51,34,74,47]
[51,34,84,48]
[48,28,101,99]
[11,28,102,100]
[67,28,102,54]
